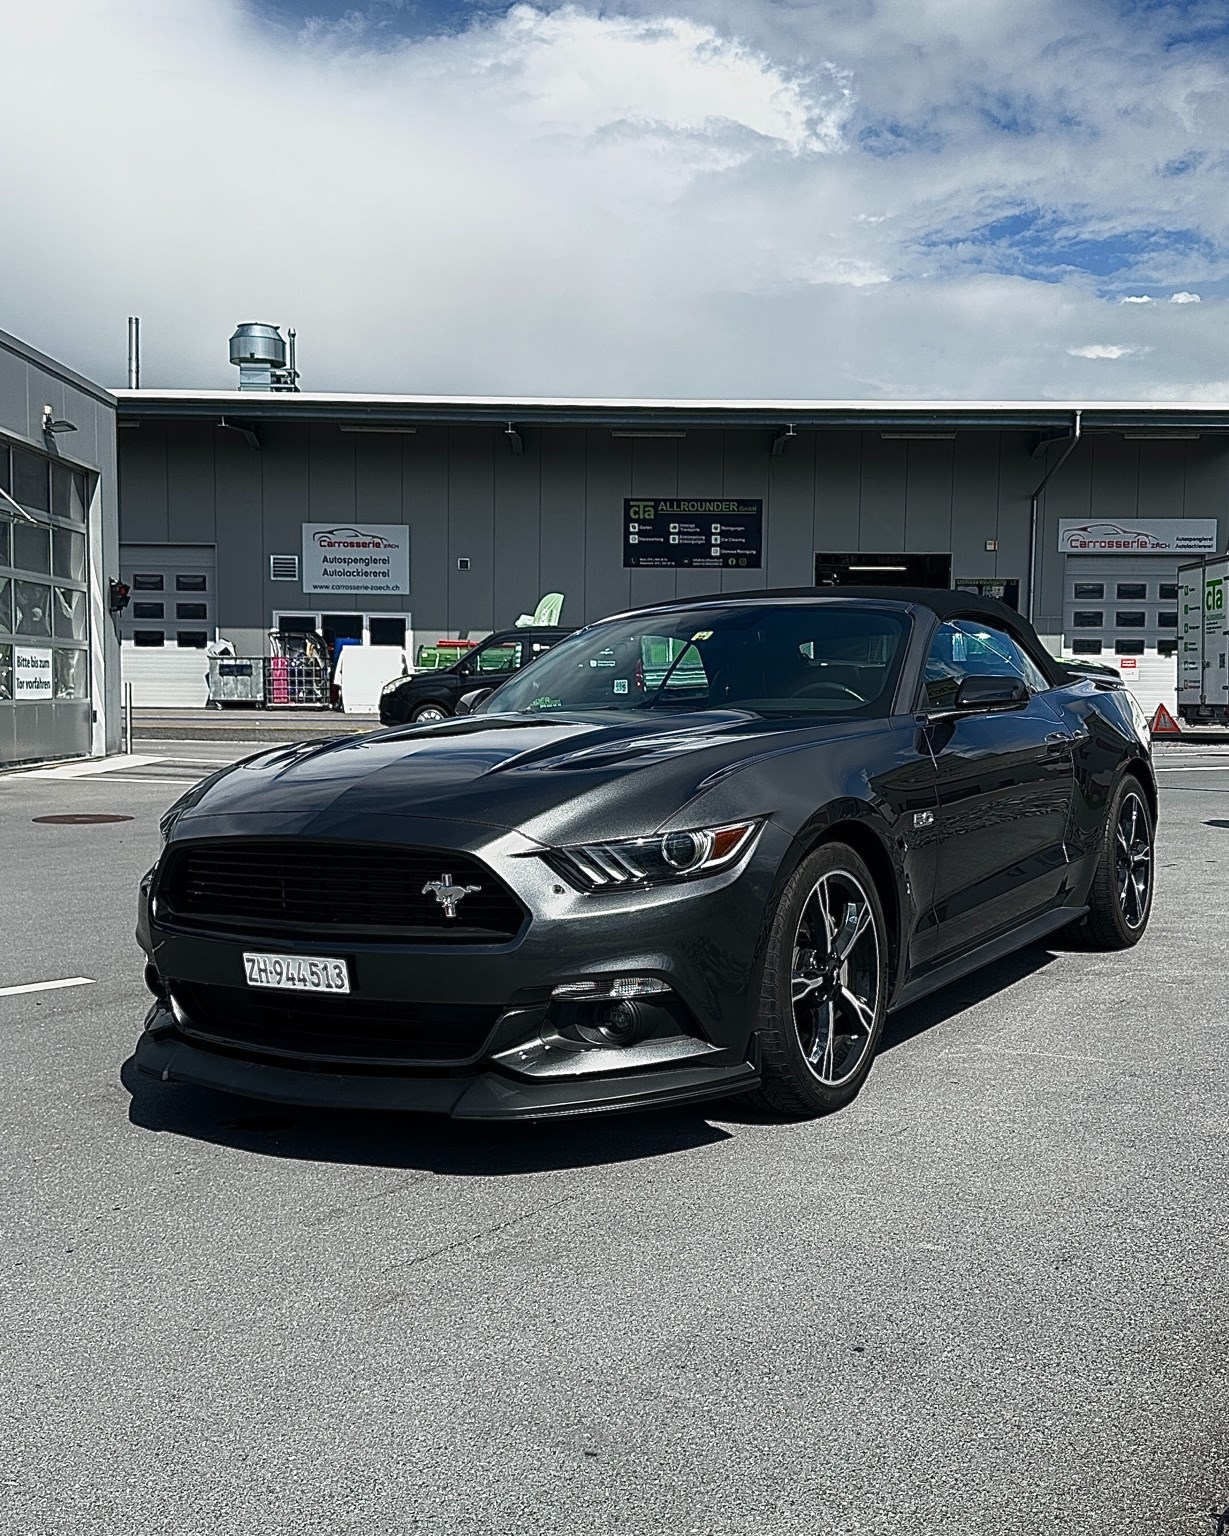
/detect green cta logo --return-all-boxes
[628,501,656,519]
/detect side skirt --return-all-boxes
[889,904,1088,1014]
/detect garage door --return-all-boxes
[1062,555,1179,717]
[119,544,216,708]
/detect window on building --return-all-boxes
[1159,583,1179,602]
[132,602,164,620]
[1114,640,1145,655]
[1073,611,1103,627]
[176,602,207,620]
[12,522,50,575]
[1159,612,1178,629]
[0,577,11,634]
[1158,639,1178,657]
[0,643,10,700]
[176,631,208,648]
[12,448,50,511]
[132,574,164,591]
[1073,582,1104,600]
[52,526,86,583]
[1115,611,1146,628]
[0,520,9,566]
[369,617,407,647]
[133,630,165,647]
[53,649,86,699]
[14,580,51,636]
[1116,583,1147,600]
[1070,639,1103,654]
[52,588,87,641]
[175,574,207,592]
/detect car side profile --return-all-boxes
[378,626,574,725]
[135,588,1155,1122]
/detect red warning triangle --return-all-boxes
[1149,703,1182,737]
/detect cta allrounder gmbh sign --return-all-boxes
[302,524,410,595]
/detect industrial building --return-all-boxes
[1,329,119,767]
[113,333,1229,716]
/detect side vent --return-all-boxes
[269,554,299,581]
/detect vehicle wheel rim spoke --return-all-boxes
[791,870,880,1087]
[1114,793,1151,929]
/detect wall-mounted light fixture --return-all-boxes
[504,423,524,455]
[879,431,955,440]
[42,405,77,436]
[771,425,797,457]
[338,424,418,434]
[610,430,687,439]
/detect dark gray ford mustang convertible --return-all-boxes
[134,588,1156,1121]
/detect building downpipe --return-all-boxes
[1027,409,1082,622]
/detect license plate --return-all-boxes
[243,952,351,994]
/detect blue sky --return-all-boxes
[2,0,1227,399]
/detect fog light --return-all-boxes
[575,1000,648,1047]
[144,963,166,1001]
[552,976,671,1000]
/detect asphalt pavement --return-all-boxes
[1,737,1226,1536]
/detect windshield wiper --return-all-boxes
[640,640,702,710]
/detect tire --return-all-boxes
[1067,774,1154,950]
[744,841,890,1119]
[412,703,451,723]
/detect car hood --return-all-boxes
[168,709,889,846]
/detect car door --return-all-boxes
[920,619,1076,962]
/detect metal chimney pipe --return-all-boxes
[127,317,141,389]
[287,328,297,389]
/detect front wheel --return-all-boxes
[1068,774,1154,949]
[412,703,450,723]
[745,842,889,1119]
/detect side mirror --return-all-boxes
[953,674,1029,710]
[456,687,494,716]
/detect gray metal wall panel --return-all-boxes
[764,431,816,590]
[165,424,216,546]
[857,432,907,550]
[1089,434,1141,524]
[492,429,543,629]
[1137,439,1188,519]
[674,431,727,600]
[256,422,312,623]
[584,431,633,617]
[1179,438,1229,533]
[537,427,587,629]
[718,431,769,594]
[354,433,407,615]
[0,351,27,436]
[404,427,450,636]
[903,439,954,558]
[814,431,862,558]
[61,383,100,470]
[213,430,262,631]
[117,422,169,543]
[447,428,495,634]
[307,424,356,528]
[627,436,680,611]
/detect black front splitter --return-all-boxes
[131,1030,760,1121]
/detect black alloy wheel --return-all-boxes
[1068,774,1154,950]
[747,842,889,1118]
[412,703,450,723]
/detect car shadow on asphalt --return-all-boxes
[119,1057,733,1174]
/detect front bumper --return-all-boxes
[134,814,787,1119]
[133,1007,760,1119]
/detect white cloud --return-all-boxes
[1067,345,1148,360]
[0,0,1226,399]
[1170,291,1203,303]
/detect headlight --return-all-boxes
[381,677,406,695]
[545,820,761,891]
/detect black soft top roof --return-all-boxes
[620,585,1068,686]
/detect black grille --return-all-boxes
[158,840,525,942]
[171,982,502,1066]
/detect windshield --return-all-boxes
[479,603,910,718]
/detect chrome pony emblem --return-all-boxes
[422,873,482,919]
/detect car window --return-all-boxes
[479,604,910,718]
[472,640,522,674]
[923,620,1049,709]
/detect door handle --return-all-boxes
[1044,732,1073,755]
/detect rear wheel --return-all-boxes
[412,703,450,723]
[745,842,889,1119]
[1068,774,1154,949]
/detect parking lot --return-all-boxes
[1,737,1226,1536]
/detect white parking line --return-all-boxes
[16,755,164,780]
[0,977,95,998]
[1154,764,1229,773]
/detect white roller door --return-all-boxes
[1062,555,1179,717]
[119,543,215,708]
